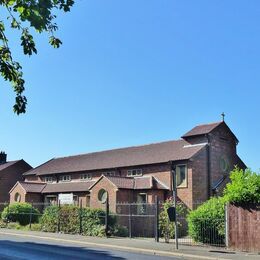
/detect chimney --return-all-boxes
[0,151,7,164]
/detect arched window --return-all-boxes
[14,192,21,202]
[220,156,230,173]
[98,189,107,203]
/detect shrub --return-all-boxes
[81,207,104,236]
[159,198,186,243]
[22,223,42,231]
[7,222,21,230]
[60,205,80,234]
[40,205,118,237]
[110,224,128,237]
[0,219,6,228]
[188,197,225,244]
[40,205,59,232]
[224,168,260,204]
[1,203,40,226]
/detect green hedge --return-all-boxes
[187,197,225,244]
[1,203,40,226]
[41,205,118,237]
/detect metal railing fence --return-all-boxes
[0,200,226,247]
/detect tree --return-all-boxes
[223,167,260,204]
[0,0,74,114]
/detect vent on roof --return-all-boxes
[0,151,7,164]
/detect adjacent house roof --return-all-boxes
[0,160,20,172]
[182,122,222,138]
[24,139,206,176]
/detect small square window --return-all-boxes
[80,173,92,180]
[127,169,142,177]
[59,175,71,182]
[44,176,54,183]
[103,171,117,177]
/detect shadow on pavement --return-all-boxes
[0,240,126,260]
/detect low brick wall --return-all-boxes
[228,203,260,252]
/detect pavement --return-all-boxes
[0,228,259,260]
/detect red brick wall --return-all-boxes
[184,135,207,145]
[9,183,27,204]
[209,124,238,186]
[117,189,134,203]
[190,146,208,208]
[90,177,118,212]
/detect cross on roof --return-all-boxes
[221,112,225,122]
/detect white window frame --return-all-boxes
[127,169,143,177]
[59,175,71,182]
[44,176,54,183]
[176,164,188,188]
[80,173,92,181]
[103,171,116,177]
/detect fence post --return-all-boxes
[57,200,61,233]
[171,164,179,250]
[29,202,33,229]
[225,203,229,248]
[79,199,83,234]
[6,202,10,228]
[105,197,109,237]
[155,196,159,242]
[128,203,132,238]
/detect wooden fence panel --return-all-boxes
[228,204,260,252]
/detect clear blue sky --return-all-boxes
[0,1,259,171]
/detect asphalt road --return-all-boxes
[0,234,182,260]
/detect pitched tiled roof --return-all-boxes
[13,175,168,195]
[42,181,96,193]
[17,182,46,193]
[24,139,206,176]
[134,177,153,189]
[104,176,168,190]
[0,160,19,172]
[182,122,222,138]
[106,176,135,189]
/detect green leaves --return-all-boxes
[49,36,62,48]
[1,203,40,225]
[21,29,37,55]
[11,18,19,28]
[224,168,260,204]
[59,0,75,12]
[187,197,226,244]
[0,0,75,114]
